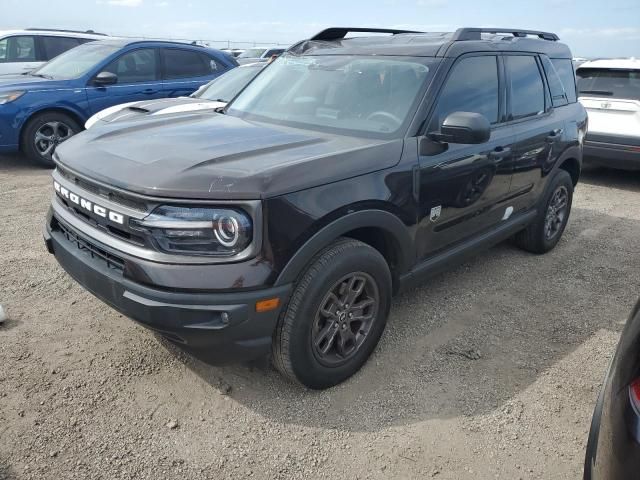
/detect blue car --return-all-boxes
[0,38,237,166]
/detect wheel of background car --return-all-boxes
[21,112,81,168]
[272,238,392,389]
[365,111,402,129]
[514,169,573,253]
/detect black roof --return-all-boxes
[290,27,572,59]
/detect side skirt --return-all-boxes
[397,208,537,293]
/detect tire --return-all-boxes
[515,169,573,254]
[272,238,392,389]
[21,112,82,168]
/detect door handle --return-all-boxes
[142,88,158,95]
[488,146,512,160]
[546,128,563,143]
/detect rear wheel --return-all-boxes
[515,169,573,253]
[272,238,392,389]
[21,112,81,168]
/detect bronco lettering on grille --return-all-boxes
[54,181,125,225]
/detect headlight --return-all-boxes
[0,91,25,105]
[130,205,253,256]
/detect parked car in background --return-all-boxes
[236,46,285,64]
[221,48,245,58]
[584,298,640,480]
[0,38,237,166]
[85,61,265,128]
[577,58,640,170]
[0,28,107,75]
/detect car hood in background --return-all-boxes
[55,113,403,200]
[86,97,226,128]
[0,74,75,93]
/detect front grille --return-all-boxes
[54,218,125,273]
[56,166,148,212]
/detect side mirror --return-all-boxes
[93,71,118,86]
[429,111,491,145]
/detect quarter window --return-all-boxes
[506,55,545,120]
[541,56,568,107]
[432,55,500,128]
[103,49,158,83]
[163,49,218,79]
[552,59,577,103]
[0,36,37,63]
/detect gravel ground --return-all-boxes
[1,154,639,480]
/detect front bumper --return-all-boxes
[44,211,291,363]
[583,133,640,170]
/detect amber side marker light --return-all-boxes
[256,298,280,313]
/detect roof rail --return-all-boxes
[25,28,108,36]
[310,27,423,42]
[452,28,559,41]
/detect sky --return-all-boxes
[2,0,639,58]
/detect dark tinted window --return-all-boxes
[0,36,36,63]
[42,36,82,60]
[576,68,640,101]
[103,49,158,83]
[506,55,545,120]
[433,55,500,127]
[541,56,568,107]
[163,49,217,79]
[552,59,577,103]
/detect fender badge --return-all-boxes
[430,206,442,222]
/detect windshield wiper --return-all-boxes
[579,90,613,96]
[29,73,53,79]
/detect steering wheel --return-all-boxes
[366,111,402,129]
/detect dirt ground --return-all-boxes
[1,153,639,480]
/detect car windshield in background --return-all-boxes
[228,55,434,137]
[237,48,267,59]
[31,42,120,80]
[194,65,263,102]
[577,68,640,100]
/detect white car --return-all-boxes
[85,62,265,128]
[577,58,640,170]
[236,46,285,64]
[0,28,107,75]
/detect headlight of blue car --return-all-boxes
[0,91,25,105]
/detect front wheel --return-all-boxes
[515,169,573,253]
[21,112,81,168]
[272,238,392,389]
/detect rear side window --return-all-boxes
[0,36,37,63]
[163,49,218,79]
[103,49,158,83]
[576,68,640,101]
[541,56,568,107]
[41,36,82,60]
[552,59,577,103]
[432,55,500,127]
[506,55,545,120]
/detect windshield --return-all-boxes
[194,65,263,102]
[228,54,434,138]
[32,43,120,80]
[238,48,267,59]
[577,68,640,100]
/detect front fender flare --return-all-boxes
[274,209,414,286]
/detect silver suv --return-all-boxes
[0,28,107,75]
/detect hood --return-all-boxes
[91,97,224,127]
[0,74,74,92]
[55,113,403,200]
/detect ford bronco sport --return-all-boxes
[44,27,587,389]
